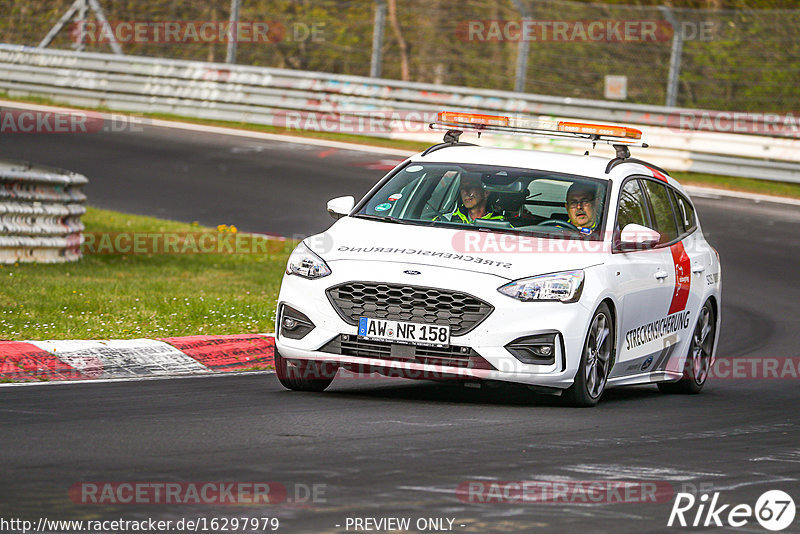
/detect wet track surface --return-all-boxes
[1,121,799,532]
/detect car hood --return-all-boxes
[306,217,607,281]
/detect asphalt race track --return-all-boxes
[2,120,800,533]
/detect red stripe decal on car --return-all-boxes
[668,242,692,314]
[647,166,669,183]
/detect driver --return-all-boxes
[564,182,599,235]
[439,175,504,224]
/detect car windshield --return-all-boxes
[355,162,608,240]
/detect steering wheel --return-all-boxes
[539,219,580,232]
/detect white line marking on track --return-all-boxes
[684,185,800,206]
[564,464,725,481]
[0,369,274,388]
[712,474,798,491]
[750,450,800,464]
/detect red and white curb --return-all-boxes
[0,334,274,383]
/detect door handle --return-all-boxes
[692,263,706,274]
[654,269,669,280]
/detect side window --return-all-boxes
[642,180,679,244]
[617,179,649,230]
[669,188,696,234]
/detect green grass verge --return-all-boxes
[0,207,295,340]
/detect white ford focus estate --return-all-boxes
[274,112,722,406]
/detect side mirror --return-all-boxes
[619,223,661,251]
[327,196,355,220]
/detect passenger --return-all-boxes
[438,175,504,224]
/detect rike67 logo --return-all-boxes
[668,490,796,531]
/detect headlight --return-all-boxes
[286,242,332,279]
[498,270,584,303]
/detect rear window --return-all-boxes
[669,188,696,234]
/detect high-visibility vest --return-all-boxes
[446,206,505,224]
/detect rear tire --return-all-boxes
[274,350,336,392]
[658,300,716,395]
[564,303,614,407]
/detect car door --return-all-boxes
[607,178,677,379]
[668,187,712,312]
[634,178,697,375]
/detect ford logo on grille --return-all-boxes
[403,270,421,275]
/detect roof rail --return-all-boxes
[421,128,478,156]
[421,141,478,156]
[606,158,670,176]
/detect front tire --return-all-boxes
[274,350,336,392]
[658,300,716,395]
[564,303,614,407]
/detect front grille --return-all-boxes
[325,282,493,335]
[320,335,495,370]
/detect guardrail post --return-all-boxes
[660,6,683,108]
[39,0,83,49]
[369,0,386,78]
[225,0,241,64]
[75,0,88,52]
[512,0,531,93]
[370,0,387,78]
[87,0,123,55]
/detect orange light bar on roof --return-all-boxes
[557,121,642,139]
[438,111,510,127]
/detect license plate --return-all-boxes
[358,317,450,347]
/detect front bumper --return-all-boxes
[275,260,594,389]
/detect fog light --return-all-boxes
[279,304,315,340]
[505,333,558,365]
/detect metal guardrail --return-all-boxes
[0,160,87,263]
[1,44,799,183]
